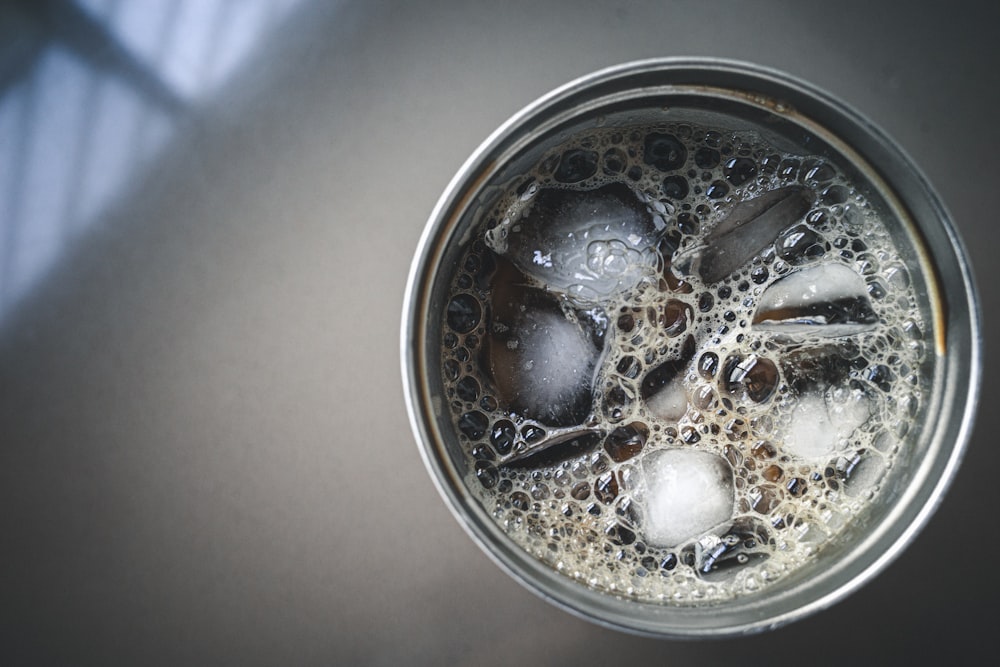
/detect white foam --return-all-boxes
[637,449,734,547]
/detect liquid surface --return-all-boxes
[440,121,930,603]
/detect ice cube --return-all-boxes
[780,385,872,460]
[645,378,688,421]
[754,263,877,337]
[781,344,856,393]
[486,297,599,427]
[485,183,664,302]
[636,449,735,547]
[640,335,695,421]
[674,185,815,283]
[842,453,887,497]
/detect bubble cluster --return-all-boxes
[439,121,931,604]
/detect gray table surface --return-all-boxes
[3,1,997,664]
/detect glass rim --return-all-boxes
[401,57,981,637]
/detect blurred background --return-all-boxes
[1,1,997,664]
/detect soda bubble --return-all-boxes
[554,149,599,183]
[446,293,482,333]
[663,175,690,200]
[695,147,721,169]
[706,181,730,199]
[644,132,687,171]
[777,224,829,264]
[602,147,628,175]
[490,420,516,455]
[723,354,778,404]
[458,411,490,440]
[604,423,648,462]
[723,157,757,186]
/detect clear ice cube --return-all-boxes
[485,183,664,302]
[674,185,815,283]
[645,379,688,421]
[636,449,735,547]
[780,385,872,460]
[754,263,878,337]
[640,336,696,421]
[487,304,598,426]
[486,257,602,426]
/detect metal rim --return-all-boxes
[401,57,981,637]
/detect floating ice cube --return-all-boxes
[674,185,815,283]
[781,385,872,460]
[645,378,688,421]
[636,449,734,547]
[842,454,887,498]
[640,337,695,421]
[758,263,863,306]
[781,344,855,393]
[486,258,601,426]
[488,306,598,426]
[754,264,877,337]
[485,183,664,302]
